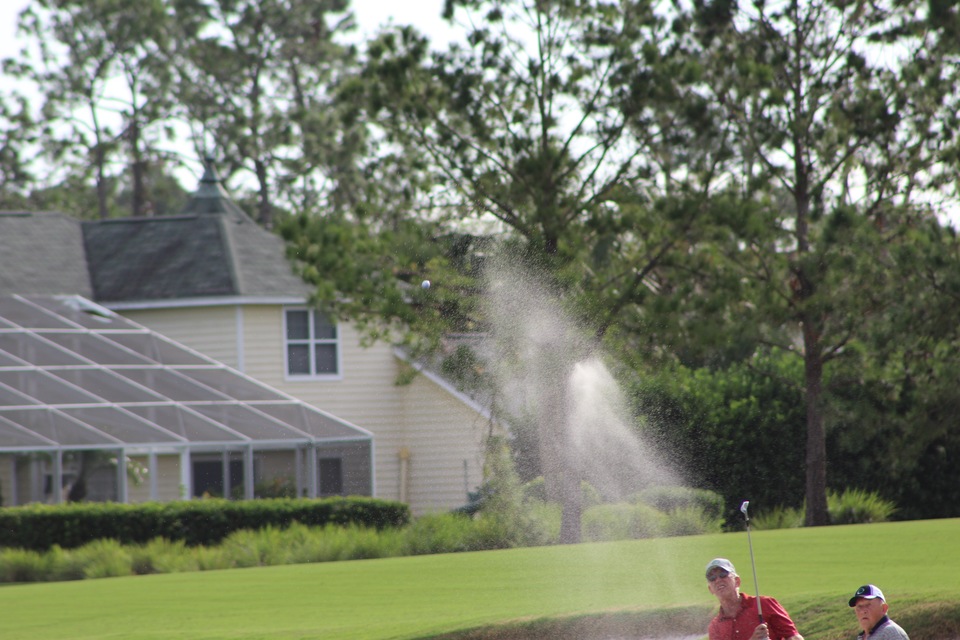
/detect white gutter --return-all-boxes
[105,295,308,311]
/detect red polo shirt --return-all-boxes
[708,593,800,640]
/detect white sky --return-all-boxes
[0,1,463,54]
[2,1,957,226]
[0,0,466,185]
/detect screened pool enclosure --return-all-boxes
[0,295,373,505]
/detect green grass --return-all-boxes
[0,518,957,639]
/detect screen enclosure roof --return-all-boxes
[0,295,371,453]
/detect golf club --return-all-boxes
[740,500,764,623]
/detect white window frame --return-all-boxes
[283,307,342,380]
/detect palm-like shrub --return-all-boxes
[828,488,897,524]
[751,489,896,530]
[751,505,805,530]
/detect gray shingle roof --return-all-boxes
[82,215,238,301]
[2,161,311,305]
[0,211,94,297]
[81,161,311,303]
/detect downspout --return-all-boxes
[398,446,411,504]
[148,450,158,501]
[235,305,245,371]
[117,448,128,503]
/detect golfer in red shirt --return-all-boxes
[706,558,804,640]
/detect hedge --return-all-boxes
[0,497,410,551]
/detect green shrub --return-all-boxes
[476,436,547,549]
[581,503,665,542]
[749,490,896,529]
[129,539,160,575]
[631,486,725,520]
[319,524,373,561]
[0,497,410,551]
[194,545,234,571]
[291,524,352,563]
[220,527,282,568]
[661,505,723,537]
[402,511,536,554]
[521,502,561,546]
[752,505,805,530]
[404,513,479,555]
[268,522,325,564]
[522,477,604,510]
[130,538,198,575]
[0,547,50,583]
[0,519,418,583]
[581,482,603,510]
[452,516,513,552]
[71,539,133,579]
[828,488,897,524]
[330,524,401,560]
[582,504,634,542]
[46,544,87,581]
[522,477,547,503]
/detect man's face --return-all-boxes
[853,597,888,633]
[706,568,740,598]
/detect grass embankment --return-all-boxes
[0,518,956,639]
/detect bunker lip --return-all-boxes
[424,606,713,640]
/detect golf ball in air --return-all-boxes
[421,280,431,290]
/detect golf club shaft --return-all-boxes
[744,520,764,623]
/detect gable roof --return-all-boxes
[0,211,94,298]
[82,161,311,304]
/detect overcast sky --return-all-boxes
[0,0,466,184]
[0,1,464,61]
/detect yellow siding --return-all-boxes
[122,304,492,515]
[397,374,490,514]
[127,454,183,503]
[241,312,489,513]
[258,450,299,493]
[124,306,240,368]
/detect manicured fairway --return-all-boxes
[0,518,956,639]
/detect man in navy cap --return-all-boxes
[849,584,909,639]
[705,558,803,640]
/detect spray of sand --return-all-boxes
[482,254,682,504]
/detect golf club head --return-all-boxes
[740,500,750,516]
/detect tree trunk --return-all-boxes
[558,462,582,544]
[256,158,272,228]
[130,117,148,217]
[96,144,109,220]
[803,325,829,526]
[537,354,581,544]
[792,128,829,525]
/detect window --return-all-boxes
[193,459,244,498]
[285,308,339,377]
[319,457,343,495]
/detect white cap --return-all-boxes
[705,558,737,577]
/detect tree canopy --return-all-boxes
[3,0,960,528]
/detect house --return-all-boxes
[0,293,373,505]
[0,161,493,514]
